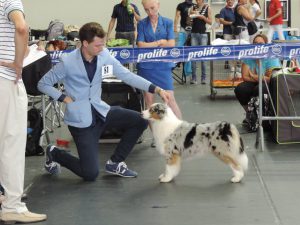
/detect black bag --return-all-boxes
[247,94,271,132]
[26,108,44,156]
[232,25,242,36]
[67,31,79,41]
[270,73,300,143]
[247,21,258,35]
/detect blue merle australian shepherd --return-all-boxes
[142,103,248,183]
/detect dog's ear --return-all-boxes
[156,103,167,114]
[150,103,166,119]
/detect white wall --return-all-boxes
[290,0,300,30]
[23,0,299,33]
[22,0,181,29]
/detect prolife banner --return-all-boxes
[49,42,300,65]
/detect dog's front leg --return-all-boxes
[159,153,181,183]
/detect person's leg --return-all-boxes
[142,92,156,147]
[200,33,208,83]
[0,79,28,213]
[191,33,199,83]
[223,34,235,73]
[143,92,155,110]
[104,106,148,163]
[234,81,258,124]
[253,82,268,97]
[166,90,182,119]
[234,81,257,110]
[274,24,285,41]
[51,117,104,181]
[267,25,275,43]
[128,32,135,46]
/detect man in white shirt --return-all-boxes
[0,0,47,223]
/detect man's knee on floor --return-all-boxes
[82,169,99,181]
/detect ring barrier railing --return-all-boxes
[48,43,300,151]
[49,43,300,64]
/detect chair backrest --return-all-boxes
[22,54,52,96]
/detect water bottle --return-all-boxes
[126,0,133,15]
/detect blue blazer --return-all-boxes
[38,48,152,128]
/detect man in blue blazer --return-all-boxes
[38,22,170,180]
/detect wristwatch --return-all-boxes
[157,88,164,96]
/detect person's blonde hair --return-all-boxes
[142,0,159,5]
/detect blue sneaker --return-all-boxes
[105,160,137,178]
[44,145,61,175]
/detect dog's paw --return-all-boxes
[159,174,173,183]
[231,176,242,183]
[158,173,165,180]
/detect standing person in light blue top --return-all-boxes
[137,0,182,119]
[38,22,170,180]
[234,34,281,125]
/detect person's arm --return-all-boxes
[158,19,176,47]
[107,17,116,40]
[136,19,175,48]
[108,53,170,103]
[130,5,141,22]
[38,59,67,101]
[153,39,175,47]
[0,10,28,83]
[267,8,282,23]
[242,60,272,83]
[241,63,257,82]
[138,39,171,48]
[174,9,181,32]
[238,5,254,21]
[219,18,233,26]
[196,7,212,25]
[254,5,262,19]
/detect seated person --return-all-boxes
[234,34,281,125]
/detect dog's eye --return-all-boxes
[157,109,164,114]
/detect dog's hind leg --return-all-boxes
[229,164,244,183]
[214,153,244,183]
[229,153,248,183]
[159,153,181,183]
[222,156,244,183]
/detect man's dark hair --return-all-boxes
[79,22,106,43]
